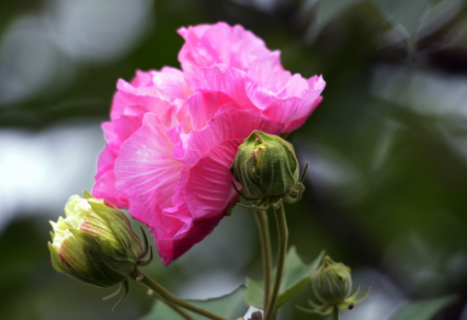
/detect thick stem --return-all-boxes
[148,290,196,320]
[264,200,288,320]
[331,306,339,320]
[131,269,228,320]
[254,209,273,311]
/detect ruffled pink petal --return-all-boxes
[188,92,221,131]
[177,24,210,43]
[114,113,184,224]
[179,108,282,165]
[116,78,170,111]
[131,70,155,87]
[189,91,243,131]
[97,115,144,186]
[192,66,256,111]
[177,23,213,89]
[283,96,323,132]
[109,70,156,120]
[101,122,120,153]
[247,60,290,93]
[94,68,193,214]
[307,74,326,90]
[262,92,319,132]
[95,145,116,180]
[277,74,310,99]
[115,68,192,130]
[112,114,144,145]
[184,141,240,218]
[155,200,224,265]
[178,22,281,87]
[109,91,132,121]
[172,99,193,133]
[179,22,281,70]
[262,75,326,131]
[151,67,192,101]
[92,171,129,209]
[113,113,190,265]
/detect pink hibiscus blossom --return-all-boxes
[93,22,325,265]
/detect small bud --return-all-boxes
[311,256,352,306]
[231,131,300,201]
[298,256,369,315]
[48,192,143,287]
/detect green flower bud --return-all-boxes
[48,192,143,287]
[231,131,300,201]
[311,256,352,306]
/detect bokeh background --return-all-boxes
[1,0,467,319]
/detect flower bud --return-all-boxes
[311,256,352,305]
[48,192,143,287]
[231,131,299,201]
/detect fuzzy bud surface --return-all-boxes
[231,131,299,200]
[311,256,352,305]
[48,192,143,287]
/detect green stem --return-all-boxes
[148,289,196,320]
[131,268,228,320]
[331,306,339,320]
[254,209,273,311]
[264,200,288,320]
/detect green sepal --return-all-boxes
[48,242,63,273]
[87,198,143,259]
[69,228,134,287]
[246,248,325,309]
[83,190,93,199]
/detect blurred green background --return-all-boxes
[1,0,467,319]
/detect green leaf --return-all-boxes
[389,295,457,320]
[315,0,364,29]
[304,0,364,40]
[140,286,249,320]
[245,278,263,310]
[308,0,458,57]
[246,248,325,309]
[372,0,432,56]
[374,0,432,34]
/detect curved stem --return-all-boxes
[254,209,273,311]
[331,306,339,320]
[131,268,228,320]
[264,200,288,320]
[148,290,196,320]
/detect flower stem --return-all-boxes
[254,209,273,311]
[264,200,288,320]
[131,268,229,320]
[148,289,196,320]
[332,306,339,320]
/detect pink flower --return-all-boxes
[93,22,325,265]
